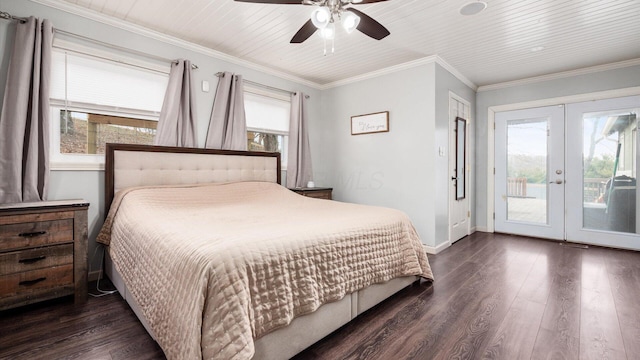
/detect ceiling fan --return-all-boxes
[234,0,391,44]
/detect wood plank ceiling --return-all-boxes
[60,0,640,87]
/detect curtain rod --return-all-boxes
[0,10,27,23]
[54,29,198,69]
[0,10,198,69]
[215,72,310,99]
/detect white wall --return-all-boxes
[320,62,475,249]
[0,0,322,277]
[321,62,433,247]
[475,65,640,230]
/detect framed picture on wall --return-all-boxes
[351,111,389,135]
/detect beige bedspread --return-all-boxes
[98,181,433,360]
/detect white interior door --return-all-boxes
[449,94,470,243]
[494,105,565,240]
[566,95,640,250]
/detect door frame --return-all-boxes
[448,91,472,243]
[486,86,640,232]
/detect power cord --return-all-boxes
[88,244,118,297]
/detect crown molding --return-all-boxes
[478,58,640,92]
[320,56,439,89]
[320,55,477,91]
[29,0,323,90]
[28,0,478,93]
[435,56,478,91]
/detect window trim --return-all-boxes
[243,87,291,170]
[49,44,168,171]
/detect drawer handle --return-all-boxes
[18,231,47,238]
[19,256,47,264]
[19,277,47,286]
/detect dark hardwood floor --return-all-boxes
[2,232,639,359]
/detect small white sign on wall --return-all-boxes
[351,111,389,135]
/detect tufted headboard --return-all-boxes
[104,143,281,214]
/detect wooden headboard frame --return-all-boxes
[104,143,281,215]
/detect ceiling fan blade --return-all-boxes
[290,19,318,43]
[345,8,390,40]
[234,0,303,4]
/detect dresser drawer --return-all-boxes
[0,264,74,298]
[303,190,332,199]
[0,218,74,252]
[0,200,88,309]
[291,187,333,200]
[0,244,74,276]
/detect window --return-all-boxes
[244,88,290,169]
[50,44,169,169]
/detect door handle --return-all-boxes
[549,179,564,184]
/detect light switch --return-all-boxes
[202,80,210,92]
[439,146,445,157]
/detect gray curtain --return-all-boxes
[154,59,197,147]
[205,71,247,150]
[0,17,53,204]
[287,92,313,188]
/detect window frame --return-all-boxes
[49,40,169,171]
[244,85,291,170]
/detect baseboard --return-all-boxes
[474,226,490,233]
[423,241,451,255]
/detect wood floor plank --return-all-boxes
[0,299,137,358]
[603,248,640,358]
[375,236,520,359]
[531,327,580,360]
[2,233,640,360]
[579,249,627,360]
[481,296,546,359]
[530,245,583,360]
[427,231,492,278]
[516,244,553,304]
[429,241,542,360]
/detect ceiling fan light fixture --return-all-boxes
[342,12,360,34]
[311,7,331,29]
[320,22,336,40]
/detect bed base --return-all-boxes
[105,252,417,360]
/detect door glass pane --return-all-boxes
[582,109,638,233]
[506,118,548,223]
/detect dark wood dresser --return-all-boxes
[0,200,89,310]
[291,187,333,200]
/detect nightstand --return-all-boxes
[291,187,333,200]
[0,200,89,310]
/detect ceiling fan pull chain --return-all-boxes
[331,37,335,54]
[323,37,327,56]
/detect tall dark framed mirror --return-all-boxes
[455,117,467,200]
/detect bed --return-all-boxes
[98,143,433,360]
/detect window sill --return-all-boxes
[50,162,104,171]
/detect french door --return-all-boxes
[495,96,640,251]
[495,105,565,240]
[566,96,640,250]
